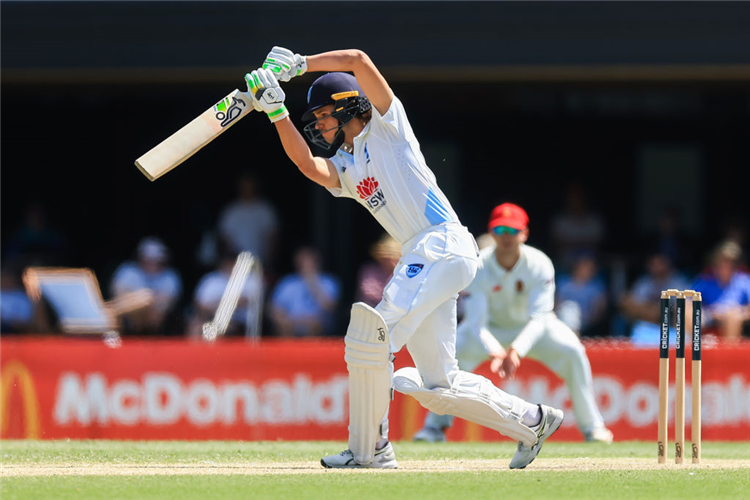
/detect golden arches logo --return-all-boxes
[0,359,41,439]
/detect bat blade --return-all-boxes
[135,89,255,181]
[202,251,255,342]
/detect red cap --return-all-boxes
[488,203,529,231]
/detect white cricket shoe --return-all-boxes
[584,427,614,444]
[320,442,398,469]
[509,405,564,469]
[412,426,447,443]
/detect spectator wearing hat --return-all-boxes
[355,233,401,308]
[110,237,183,335]
[690,240,750,340]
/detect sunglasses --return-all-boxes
[492,226,521,236]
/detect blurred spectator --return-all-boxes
[0,260,34,334]
[555,252,608,337]
[110,237,183,335]
[217,171,279,276]
[4,199,70,266]
[269,246,340,337]
[549,181,607,273]
[619,251,691,345]
[355,233,401,307]
[690,240,750,341]
[186,246,264,339]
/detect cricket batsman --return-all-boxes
[246,47,564,469]
[414,203,614,443]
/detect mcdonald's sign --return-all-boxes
[0,359,42,439]
[0,337,748,441]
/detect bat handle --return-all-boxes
[202,321,219,342]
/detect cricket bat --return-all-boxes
[202,251,255,342]
[135,89,255,181]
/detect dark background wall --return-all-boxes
[3,1,749,335]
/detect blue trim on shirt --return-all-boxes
[425,188,453,225]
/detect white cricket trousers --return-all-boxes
[456,314,606,434]
[376,222,477,388]
[372,223,541,442]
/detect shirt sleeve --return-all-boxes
[510,318,547,358]
[322,275,341,302]
[270,278,291,310]
[369,95,411,143]
[460,281,507,355]
[511,252,555,357]
[111,263,141,296]
[527,256,556,319]
[460,291,488,338]
[166,269,182,303]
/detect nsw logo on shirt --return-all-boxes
[406,263,424,278]
[356,176,387,212]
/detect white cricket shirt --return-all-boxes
[463,244,556,356]
[326,96,458,243]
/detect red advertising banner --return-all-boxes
[1,337,748,442]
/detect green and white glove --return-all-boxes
[245,68,289,123]
[262,46,307,82]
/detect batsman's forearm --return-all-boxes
[274,117,322,183]
[305,50,368,73]
[274,117,314,166]
[273,118,339,188]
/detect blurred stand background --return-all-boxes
[2,1,749,339]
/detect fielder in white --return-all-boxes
[246,47,564,469]
[414,203,614,444]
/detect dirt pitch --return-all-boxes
[3,458,749,477]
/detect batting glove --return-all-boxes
[245,68,289,123]
[262,46,307,82]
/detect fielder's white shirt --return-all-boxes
[462,244,556,357]
[326,96,458,243]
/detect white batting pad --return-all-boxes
[393,367,538,446]
[344,302,392,464]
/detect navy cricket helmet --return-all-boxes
[302,72,371,152]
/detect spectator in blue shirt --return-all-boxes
[691,240,750,340]
[0,261,34,333]
[555,251,608,337]
[110,237,183,335]
[620,251,691,345]
[269,246,340,337]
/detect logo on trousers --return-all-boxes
[406,264,424,278]
[0,360,41,439]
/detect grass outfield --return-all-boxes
[1,440,748,499]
